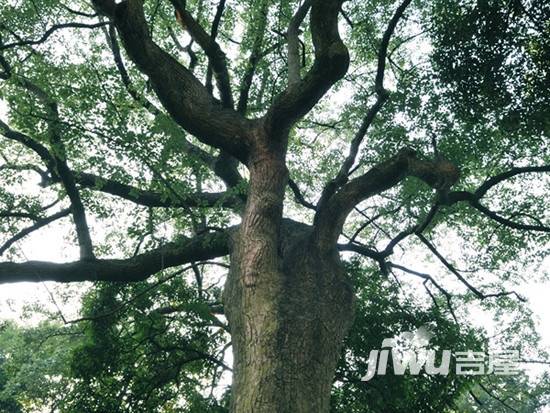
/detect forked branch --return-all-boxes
[264,0,350,135]
[314,148,460,249]
[92,0,251,162]
[171,0,234,108]
[328,0,413,193]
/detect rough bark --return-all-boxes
[224,220,354,412]
[221,116,354,411]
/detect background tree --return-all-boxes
[0,0,548,412]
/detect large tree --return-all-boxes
[0,0,549,412]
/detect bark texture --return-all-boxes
[222,121,354,412]
[224,220,354,412]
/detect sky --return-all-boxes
[0,6,549,410]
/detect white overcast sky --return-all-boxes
[0,10,548,400]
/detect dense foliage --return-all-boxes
[0,0,549,411]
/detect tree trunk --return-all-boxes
[224,221,355,412]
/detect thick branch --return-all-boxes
[172,0,234,108]
[53,157,95,260]
[205,0,227,98]
[337,242,380,260]
[338,162,548,297]
[0,120,56,171]
[92,0,251,162]
[287,0,311,87]
[374,0,413,94]
[1,121,236,209]
[0,229,230,284]
[0,116,94,258]
[236,3,272,115]
[474,165,550,198]
[469,200,550,233]
[106,25,163,117]
[264,0,350,135]
[59,4,98,18]
[105,26,243,189]
[288,178,316,210]
[314,148,459,248]
[0,163,49,183]
[0,45,96,259]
